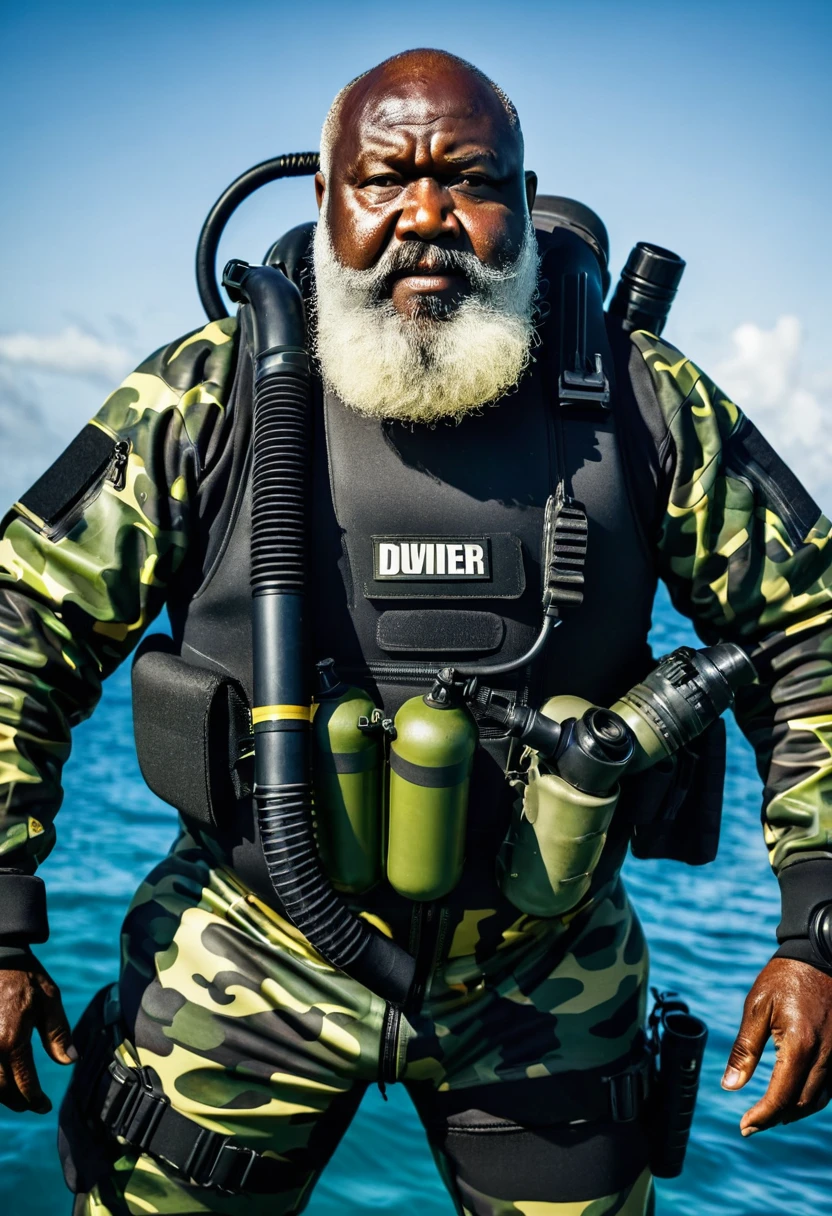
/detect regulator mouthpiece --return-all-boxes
[554,708,635,796]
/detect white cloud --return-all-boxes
[712,315,832,504]
[0,326,132,382]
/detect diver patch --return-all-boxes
[373,537,490,581]
[363,532,525,600]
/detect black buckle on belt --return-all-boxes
[184,1131,257,1193]
[106,1058,169,1146]
[605,1058,649,1123]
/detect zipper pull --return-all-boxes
[108,440,130,492]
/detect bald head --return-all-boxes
[314,47,535,320]
[320,49,521,176]
[311,51,540,422]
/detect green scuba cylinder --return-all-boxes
[497,696,629,917]
[312,659,383,894]
[386,670,478,901]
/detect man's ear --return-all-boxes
[524,170,538,213]
[315,172,326,212]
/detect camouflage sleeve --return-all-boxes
[630,330,832,883]
[0,318,239,872]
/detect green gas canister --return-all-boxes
[386,671,478,901]
[312,659,383,893]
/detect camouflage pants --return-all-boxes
[70,835,652,1216]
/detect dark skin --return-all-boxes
[0,957,75,1112]
[314,51,537,317]
[3,51,831,1131]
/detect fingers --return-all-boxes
[722,992,772,1091]
[0,1058,28,1113]
[35,978,76,1066]
[740,1032,817,1135]
[8,1041,50,1114]
[782,1051,832,1125]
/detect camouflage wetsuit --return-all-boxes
[1,320,831,1216]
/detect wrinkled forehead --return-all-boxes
[333,67,522,171]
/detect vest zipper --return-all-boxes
[343,660,446,684]
[378,1001,401,1096]
[377,901,447,1095]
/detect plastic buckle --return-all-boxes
[558,355,611,412]
[605,1063,644,1123]
[106,1060,169,1149]
[185,1130,257,1194]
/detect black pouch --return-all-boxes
[627,718,726,865]
[57,984,123,1195]
[131,636,252,835]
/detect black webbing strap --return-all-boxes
[417,1051,652,1130]
[98,1058,304,1195]
[539,260,613,618]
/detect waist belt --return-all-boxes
[408,1052,652,1132]
[97,1058,305,1195]
[94,1050,649,1196]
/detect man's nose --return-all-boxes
[395,178,460,242]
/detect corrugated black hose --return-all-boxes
[222,260,416,1007]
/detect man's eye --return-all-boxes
[452,174,493,190]
[364,175,401,188]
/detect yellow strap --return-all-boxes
[252,704,311,724]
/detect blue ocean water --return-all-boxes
[2,586,829,1215]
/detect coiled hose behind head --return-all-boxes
[222,258,415,1007]
[197,153,320,321]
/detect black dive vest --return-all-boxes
[153,230,659,918]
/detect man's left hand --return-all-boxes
[722,957,832,1134]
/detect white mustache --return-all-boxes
[310,218,540,423]
[367,239,531,301]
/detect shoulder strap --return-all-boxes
[603,319,669,560]
[537,231,612,614]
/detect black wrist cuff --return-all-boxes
[774,937,832,977]
[0,944,36,969]
[776,855,832,973]
[0,871,49,944]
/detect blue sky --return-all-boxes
[1,0,830,500]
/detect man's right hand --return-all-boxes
[0,958,75,1113]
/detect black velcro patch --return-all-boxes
[17,423,117,527]
[377,610,505,655]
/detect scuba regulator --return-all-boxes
[194,152,756,1012]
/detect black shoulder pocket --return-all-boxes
[724,417,821,547]
[16,422,128,540]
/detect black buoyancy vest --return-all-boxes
[163,229,658,912]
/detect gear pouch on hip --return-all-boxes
[496,751,619,918]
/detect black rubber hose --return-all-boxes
[197,153,320,321]
[225,261,416,1007]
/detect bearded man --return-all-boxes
[2,47,832,1216]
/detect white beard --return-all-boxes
[311,218,540,423]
